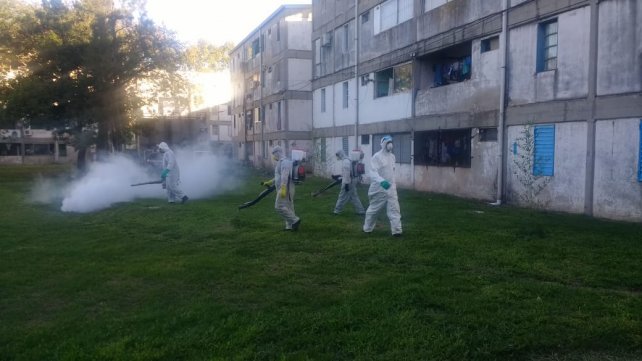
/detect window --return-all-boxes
[342,137,349,155]
[321,88,326,112]
[343,24,349,52]
[245,111,253,130]
[342,82,349,108]
[314,38,321,76]
[373,133,411,164]
[320,138,327,162]
[424,0,451,12]
[0,143,21,156]
[533,125,555,176]
[361,134,370,145]
[481,36,499,53]
[277,22,280,41]
[375,0,413,34]
[537,19,558,72]
[374,62,412,98]
[639,120,642,182]
[277,102,282,130]
[479,128,498,142]
[422,42,472,88]
[24,144,53,156]
[361,10,369,24]
[251,38,261,58]
[414,129,472,167]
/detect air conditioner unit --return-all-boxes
[322,32,332,47]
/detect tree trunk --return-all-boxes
[77,147,87,173]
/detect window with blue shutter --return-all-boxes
[533,125,555,176]
[638,120,642,182]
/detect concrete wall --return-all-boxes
[358,80,413,124]
[417,0,502,41]
[287,13,313,51]
[596,0,642,96]
[287,59,312,91]
[414,129,499,200]
[415,38,501,116]
[506,121,587,213]
[359,11,416,63]
[593,118,642,222]
[288,99,313,132]
[508,6,590,105]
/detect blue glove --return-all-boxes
[380,180,391,190]
[344,184,350,192]
[160,168,169,180]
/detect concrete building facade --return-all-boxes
[230,5,313,167]
[0,128,72,165]
[311,0,642,222]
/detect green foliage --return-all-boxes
[0,166,641,360]
[0,0,186,151]
[184,40,234,72]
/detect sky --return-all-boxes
[146,0,312,46]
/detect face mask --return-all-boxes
[386,143,393,152]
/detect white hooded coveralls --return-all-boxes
[159,142,186,203]
[334,149,365,215]
[363,137,402,235]
[270,146,300,229]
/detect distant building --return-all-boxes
[312,0,642,222]
[137,102,234,158]
[229,4,313,167]
[0,127,72,165]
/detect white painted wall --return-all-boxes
[593,118,642,222]
[596,0,642,96]
[506,122,587,213]
[358,79,413,124]
[508,7,590,105]
[333,79,357,127]
[312,86,335,128]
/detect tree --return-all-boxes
[184,40,233,72]
[0,0,187,157]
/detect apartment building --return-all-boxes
[230,5,313,168]
[0,128,71,165]
[311,0,642,222]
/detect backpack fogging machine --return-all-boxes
[238,184,276,210]
[131,179,164,187]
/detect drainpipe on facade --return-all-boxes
[492,0,509,206]
[584,0,599,216]
[259,29,265,166]
[354,0,359,150]
[411,60,418,189]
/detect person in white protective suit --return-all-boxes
[158,142,189,204]
[333,149,365,215]
[261,146,301,231]
[363,135,402,236]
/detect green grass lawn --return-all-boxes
[0,164,640,361]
